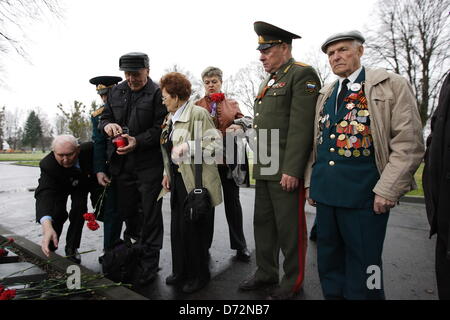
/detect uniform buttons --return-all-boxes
[330,134,336,139]
[329,148,335,153]
[254,137,257,140]
[258,101,262,104]
[254,125,258,128]
[329,161,335,166]
[256,113,259,117]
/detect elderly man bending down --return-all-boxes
[35,135,99,264]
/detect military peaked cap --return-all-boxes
[89,76,122,95]
[254,21,301,50]
[119,52,149,71]
[321,30,365,53]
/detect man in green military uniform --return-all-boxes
[305,31,424,299]
[239,21,321,300]
[89,75,122,261]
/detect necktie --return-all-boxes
[337,78,350,110]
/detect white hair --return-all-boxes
[51,134,79,150]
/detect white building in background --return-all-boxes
[2,141,10,151]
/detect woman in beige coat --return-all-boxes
[158,72,222,294]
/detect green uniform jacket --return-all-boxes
[252,58,321,181]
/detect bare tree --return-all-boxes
[302,47,333,85]
[365,0,450,126]
[4,107,24,150]
[163,64,203,101]
[0,0,61,87]
[227,61,267,114]
[57,100,91,142]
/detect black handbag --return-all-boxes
[101,239,140,283]
[183,137,212,222]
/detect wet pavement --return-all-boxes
[0,161,438,299]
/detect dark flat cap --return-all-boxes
[321,30,365,53]
[89,76,122,95]
[254,21,301,50]
[119,52,149,71]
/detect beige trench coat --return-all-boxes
[158,100,223,207]
[305,68,424,202]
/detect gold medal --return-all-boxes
[344,150,352,157]
[350,120,358,126]
[358,110,365,117]
[363,149,371,156]
[340,120,348,128]
[357,124,365,132]
[338,134,346,141]
[338,148,345,156]
[353,149,361,157]
[364,110,370,116]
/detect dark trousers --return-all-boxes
[51,190,88,250]
[170,169,210,282]
[115,163,163,273]
[316,203,389,300]
[210,165,247,250]
[101,180,122,250]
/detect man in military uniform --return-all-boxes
[99,52,167,285]
[239,21,321,300]
[305,31,424,299]
[89,75,122,260]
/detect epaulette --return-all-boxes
[91,106,105,118]
[294,61,310,67]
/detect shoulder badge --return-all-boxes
[91,106,105,118]
[306,80,318,93]
[295,61,310,67]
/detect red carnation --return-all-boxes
[0,248,7,257]
[87,220,100,231]
[83,213,96,221]
[210,93,225,103]
[0,289,16,300]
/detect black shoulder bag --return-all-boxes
[183,135,212,222]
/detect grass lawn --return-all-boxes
[0,152,47,167]
[0,152,48,162]
[406,162,424,197]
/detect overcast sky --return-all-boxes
[0,0,377,122]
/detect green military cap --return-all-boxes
[254,21,301,50]
[89,76,122,95]
[321,30,365,53]
[119,52,149,71]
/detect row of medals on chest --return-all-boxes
[319,86,372,158]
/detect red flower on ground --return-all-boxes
[210,93,225,103]
[0,289,16,300]
[87,220,100,231]
[83,213,96,221]
[0,248,7,257]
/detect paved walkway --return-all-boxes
[0,162,438,299]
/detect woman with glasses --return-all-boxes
[158,72,222,294]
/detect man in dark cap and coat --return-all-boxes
[99,52,167,285]
[305,30,424,299]
[239,21,321,300]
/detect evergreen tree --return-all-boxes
[22,110,43,148]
